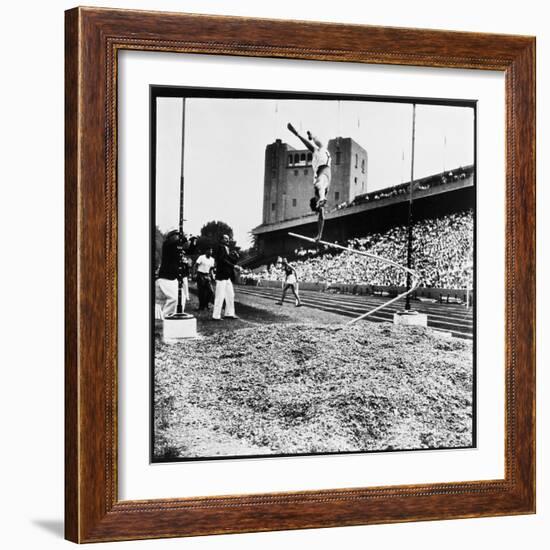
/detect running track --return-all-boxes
[235,286,474,340]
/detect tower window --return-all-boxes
[354,177,357,185]
[292,198,297,207]
[288,154,293,165]
[294,154,300,164]
[300,153,306,162]
[304,169,308,176]
[355,153,358,168]
[335,191,340,201]
[294,169,299,176]
[335,151,342,165]
[361,159,365,173]
[271,203,276,211]
[307,152,312,162]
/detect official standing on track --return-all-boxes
[276,258,302,307]
[212,234,241,320]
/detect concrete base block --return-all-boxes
[393,311,428,327]
[163,313,197,342]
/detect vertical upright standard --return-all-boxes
[404,103,416,311]
[163,97,197,341]
[176,98,186,314]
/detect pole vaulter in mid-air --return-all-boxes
[287,122,331,241]
[286,104,423,324]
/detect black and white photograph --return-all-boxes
[2,0,543,547]
[151,87,476,462]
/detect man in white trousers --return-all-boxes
[212,234,241,320]
[155,229,190,319]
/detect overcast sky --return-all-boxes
[155,96,474,248]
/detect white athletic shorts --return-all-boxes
[314,167,330,200]
[285,274,297,285]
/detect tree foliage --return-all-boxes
[198,220,239,252]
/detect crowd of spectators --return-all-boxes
[240,210,474,290]
[281,166,473,224]
[348,167,472,210]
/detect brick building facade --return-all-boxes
[262,137,368,224]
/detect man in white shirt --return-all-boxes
[287,122,332,241]
[194,247,215,311]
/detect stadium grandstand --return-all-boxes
[242,209,473,292]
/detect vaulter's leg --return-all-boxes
[316,207,325,242]
[313,167,330,241]
[277,284,289,305]
[290,285,302,306]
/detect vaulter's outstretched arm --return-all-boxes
[287,123,315,152]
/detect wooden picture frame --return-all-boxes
[65,6,536,543]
